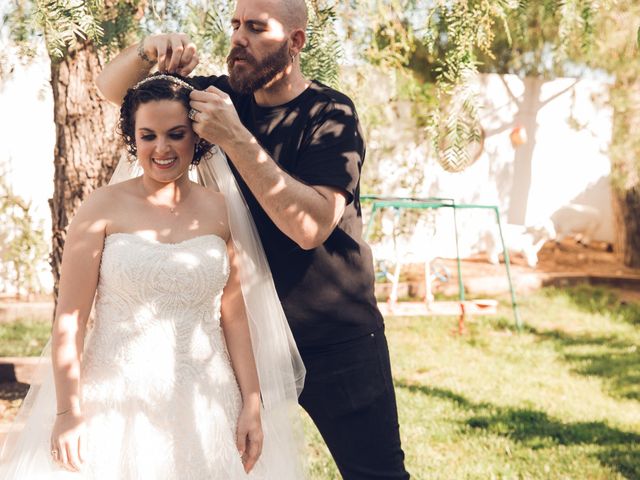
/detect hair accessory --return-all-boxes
[133,74,194,91]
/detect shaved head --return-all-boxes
[234,0,308,32]
[278,0,308,31]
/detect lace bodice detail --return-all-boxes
[82,232,236,398]
[96,232,229,329]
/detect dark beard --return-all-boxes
[227,41,290,95]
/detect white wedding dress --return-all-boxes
[0,149,305,479]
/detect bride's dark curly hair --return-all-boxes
[118,72,210,165]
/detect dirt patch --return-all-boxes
[383,239,640,301]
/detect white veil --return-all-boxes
[0,147,306,478]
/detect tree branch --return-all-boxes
[540,78,580,108]
[499,74,521,106]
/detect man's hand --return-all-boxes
[190,86,250,148]
[141,33,199,75]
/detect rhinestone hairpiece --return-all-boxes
[132,74,194,91]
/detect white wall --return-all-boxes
[369,73,614,261]
[0,47,54,293]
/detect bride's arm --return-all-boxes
[51,189,110,472]
[220,238,263,474]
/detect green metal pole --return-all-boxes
[494,207,522,330]
[365,203,380,241]
[452,204,465,303]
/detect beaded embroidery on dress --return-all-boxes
[0,233,300,479]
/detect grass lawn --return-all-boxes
[0,316,51,357]
[1,285,639,478]
[303,285,640,479]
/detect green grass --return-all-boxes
[2,286,639,478]
[0,317,50,357]
[302,285,640,479]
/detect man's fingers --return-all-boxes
[206,85,229,98]
[156,40,169,72]
[167,36,185,72]
[179,42,198,67]
[179,53,199,77]
[190,88,226,102]
[189,99,212,113]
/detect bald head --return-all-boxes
[278,0,308,31]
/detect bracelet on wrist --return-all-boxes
[137,39,156,65]
[56,408,71,416]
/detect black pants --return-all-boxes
[298,328,410,479]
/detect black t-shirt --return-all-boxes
[192,75,384,347]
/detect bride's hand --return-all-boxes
[50,411,87,472]
[236,398,263,473]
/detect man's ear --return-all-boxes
[289,28,306,57]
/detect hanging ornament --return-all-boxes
[510,125,527,147]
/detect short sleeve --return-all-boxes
[294,101,365,205]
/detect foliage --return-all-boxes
[342,0,604,175]
[4,0,143,60]
[0,170,49,299]
[301,4,342,88]
[182,1,233,72]
[4,0,342,81]
[34,0,104,58]
[578,0,640,192]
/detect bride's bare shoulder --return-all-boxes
[75,179,138,219]
[192,183,227,207]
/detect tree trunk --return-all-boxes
[49,42,126,301]
[507,77,542,225]
[609,78,640,268]
[612,186,640,268]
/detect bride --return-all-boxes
[0,73,305,479]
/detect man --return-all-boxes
[97,0,409,478]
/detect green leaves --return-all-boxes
[35,0,105,58]
[0,170,48,298]
[301,5,342,87]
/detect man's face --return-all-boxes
[227,0,291,94]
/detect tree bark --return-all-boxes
[609,78,640,268]
[612,186,640,268]
[49,42,126,300]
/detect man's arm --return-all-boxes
[96,34,198,105]
[190,87,348,250]
[228,131,347,250]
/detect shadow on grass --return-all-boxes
[526,326,640,402]
[396,380,640,479]
[545,285,640,326]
